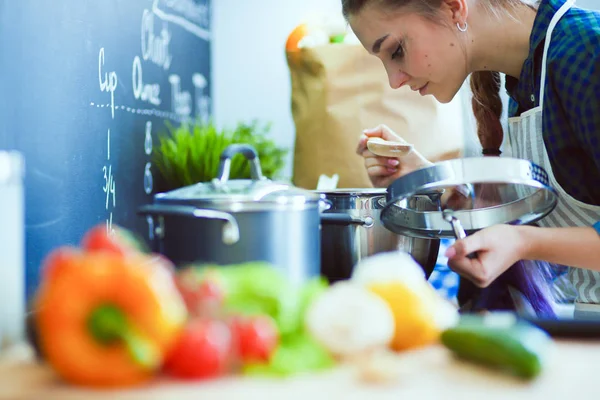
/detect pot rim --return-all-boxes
[153,196,320,212]
[314,188,387,196]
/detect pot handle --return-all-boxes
[138,204,240,245]
[320,213,374,227]
[215,144,266,184]
[442,209,477,260]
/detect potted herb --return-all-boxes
[153,120,288,192]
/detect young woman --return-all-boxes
[346,0,600,318]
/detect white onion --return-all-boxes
[351,251,426,287]
[352,251,459,330]
[305,281,395,357]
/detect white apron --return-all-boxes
[506,0,600,318]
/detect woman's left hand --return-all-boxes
[444,224,528,287]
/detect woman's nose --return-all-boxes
[388,70,410,89]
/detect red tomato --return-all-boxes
[81,224,133,256]
[230,315,279,363]
[175,269,225,317]
[163,318,233,379]
[197,277,225,303]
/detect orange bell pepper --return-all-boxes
[34,247,188,387]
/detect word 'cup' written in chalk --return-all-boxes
[98,48,117,119]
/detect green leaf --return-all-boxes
[242,334,335,377]
[151,119,288,191]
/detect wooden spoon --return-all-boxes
[367,137,414,157]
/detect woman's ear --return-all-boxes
[441,0,469,25]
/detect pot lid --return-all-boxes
[315,188,387,195]
[380,157,558,239]
[154,144,320,209]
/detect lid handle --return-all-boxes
[216,144,265,184]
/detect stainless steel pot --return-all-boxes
[317,188,441,283]
[139,144,323,285]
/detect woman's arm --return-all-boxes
[445,223,600,288]
[519,224,600,271]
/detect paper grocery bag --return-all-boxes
[287,43,465,189]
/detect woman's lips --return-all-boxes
[410,83,429,95]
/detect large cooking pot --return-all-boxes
[317,189,441,283]
[139,144,443,284]
[139,144,323,285]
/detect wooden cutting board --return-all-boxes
[0,340,597,400]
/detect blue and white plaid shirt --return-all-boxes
[505,0,600,205]
[431,0,600,297]
[428,239,459,302]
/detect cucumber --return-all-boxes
[441,313,552,379]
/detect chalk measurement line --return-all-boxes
[89,102,191,122]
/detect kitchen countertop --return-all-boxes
[1,340,598,400]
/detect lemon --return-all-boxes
[352,251,458,352]
[368,281,442,351]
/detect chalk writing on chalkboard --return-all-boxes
[144,121,154,195]
[0,0,212,298]
[102,129,116,234]
[91,2,212,236]
[142,10,173,71]
[98,48,118,118]
[92,28,210,121]
[152,0,211,40]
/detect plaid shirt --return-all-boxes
[505,0,600,205]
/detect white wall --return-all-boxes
[578,0,598,10]
[211,0,599,177]
[211,0,343,179]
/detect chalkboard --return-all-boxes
[0,0,212,300]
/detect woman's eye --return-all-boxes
[391,44,404,60]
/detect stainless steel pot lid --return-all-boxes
[154,144,321,211]
[380,157,559,239]
[315,188,387,195]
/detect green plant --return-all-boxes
[153,120,288,191]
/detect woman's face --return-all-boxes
[349,4,469,103]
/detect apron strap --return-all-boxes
[539,0,576,106]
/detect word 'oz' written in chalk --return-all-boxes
[98,48,117,119]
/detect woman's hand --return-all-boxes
[356,124,432,188]
[444,224,528,287]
